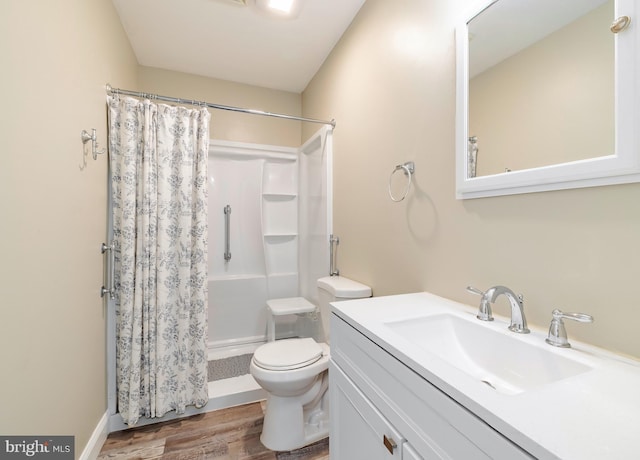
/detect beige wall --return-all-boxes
[470,1,614,176]
[303,0,640,359]
[138,66,302,147]
[0,0,137,456]
[0,4,301,451]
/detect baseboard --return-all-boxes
[79,411,109,460]
[108,382,266,433]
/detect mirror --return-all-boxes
[469,0,614,177]
[456,0,640,199]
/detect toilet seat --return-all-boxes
[253,338,323,371]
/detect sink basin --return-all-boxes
[384,313,592,395]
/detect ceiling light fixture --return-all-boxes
[268,0,294,13]
[254,0,301,18]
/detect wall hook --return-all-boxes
[81,128,106,160]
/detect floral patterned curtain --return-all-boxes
[107,95,210,425]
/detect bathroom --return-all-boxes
[2,0,639,458]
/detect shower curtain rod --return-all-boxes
[106,84,336,128]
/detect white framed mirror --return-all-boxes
[455,0,640,199]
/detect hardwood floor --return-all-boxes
[98,402,329,459]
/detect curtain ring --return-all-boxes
[388,161,415,202]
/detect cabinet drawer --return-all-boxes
[331,314,533,460]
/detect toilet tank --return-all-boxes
[316,276,372,342]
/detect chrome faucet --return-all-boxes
[545,309,594,348]
[466,285,530,334]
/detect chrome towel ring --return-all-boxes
[388,161,415,202]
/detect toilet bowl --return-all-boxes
[250,276,372,452]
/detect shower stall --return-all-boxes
[207,126,333,356]
[103,82,335,430]
[106,126,333,430]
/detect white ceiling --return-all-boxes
[111,0,366,93]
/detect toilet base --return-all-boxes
[260,405,329,452]
[259,377,330,452]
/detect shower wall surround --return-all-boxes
[208,142,296,349]
[208,129,331,350]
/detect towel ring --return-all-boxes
[388,161,415,202]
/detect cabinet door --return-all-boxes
[330,361,405,459]
[403,443,424,460]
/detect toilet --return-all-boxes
[250,276,372,452]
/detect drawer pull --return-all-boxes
[383,435,397,454]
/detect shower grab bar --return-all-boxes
[224,205,232,261]
[101,242,115,299]
[330,234,339,276]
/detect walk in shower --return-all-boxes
[107,126,333,430]
[104,83,335,431]
[205,127,333,405]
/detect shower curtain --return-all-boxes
[108,95,210,425]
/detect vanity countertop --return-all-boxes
[331,292,640,460]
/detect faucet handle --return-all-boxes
[545,309,594,348]
[466,286,493,321]
[466,285,485,296]
[552,309,593,323]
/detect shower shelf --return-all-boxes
[262,159,298,298]
[268,272,298,278]
[209,273,266,282]
[263,193,296,200]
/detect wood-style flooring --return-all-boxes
[98,401,329,459]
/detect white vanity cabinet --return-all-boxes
[329,312,534,460]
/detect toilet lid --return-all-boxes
[253,338,323,371]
